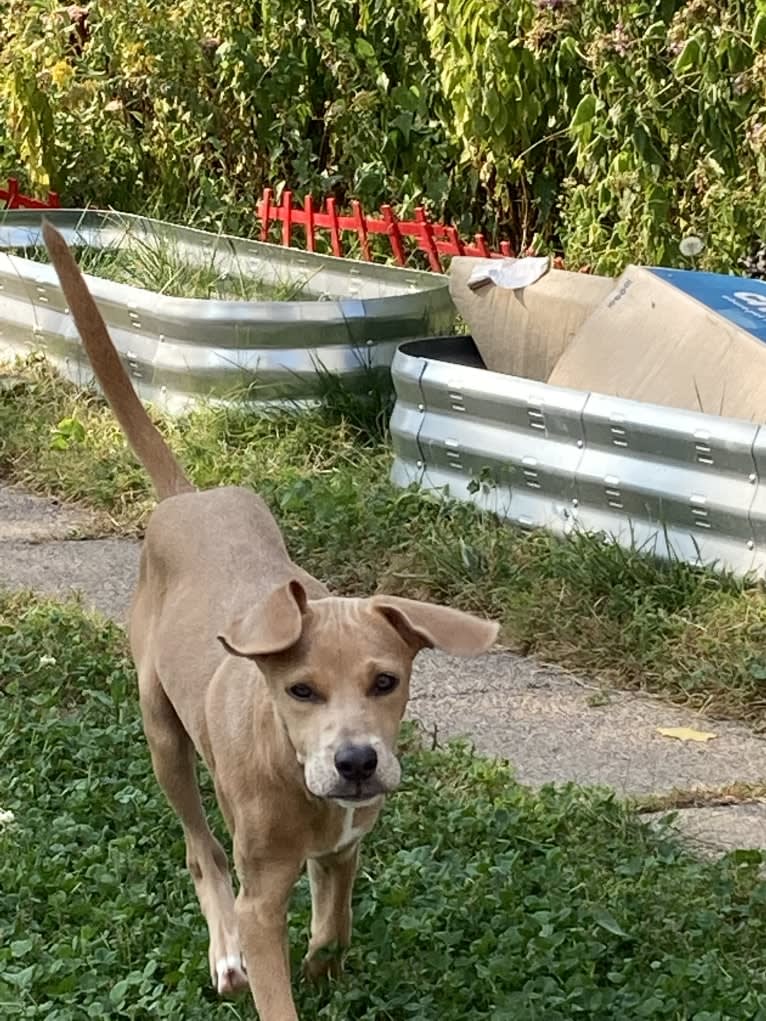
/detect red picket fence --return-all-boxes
[1,177,60,210]
[257,188,516,273]
[4,175,576,272]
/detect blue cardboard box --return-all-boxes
[549,265,766,422]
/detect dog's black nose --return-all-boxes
[335,743,378,782]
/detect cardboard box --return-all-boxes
[449,256,614,381]
[549,266,766,422]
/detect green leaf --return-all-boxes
[752,12,766,46]
[674,37,701,75]
[592,906,633,939]
[391,84,418,111]
[492,104,508,136]
[54,416,86,441]
[109,978,130,1004]
[485,89,500,121]
[570,94,597,131]
[355,38,376,60]
[393,111,413,145]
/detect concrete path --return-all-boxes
[2,484,764,854]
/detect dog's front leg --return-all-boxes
[236,857,302,1021]
[303,842,359,981]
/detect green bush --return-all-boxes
[0,0,455,233]
[426,0,766,270]
[1,0,765,271]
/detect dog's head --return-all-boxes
[218,579,498,803]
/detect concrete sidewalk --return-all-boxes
[2,484,764,855]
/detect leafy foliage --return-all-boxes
[424,0,766,270]
[0,0,454,234]
[2,592,766,1019]
[2,0,765,271]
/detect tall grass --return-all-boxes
[7,232,319,302]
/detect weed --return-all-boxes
[1,592,765,1019]
[633,783,766,815]
[309,357,395,445]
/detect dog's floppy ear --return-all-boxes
[371,595,498,657]
[218,579,308,658]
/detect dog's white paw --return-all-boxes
[215,953,248,996]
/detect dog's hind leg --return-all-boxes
[302,843,360,981]
[138,669,248,996]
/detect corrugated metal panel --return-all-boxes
[389,343,427,491]
[747,425,766,562]
[390,337,765,577]
[414,355,587,532]
[0,209,453,410]
[574,392,759,573]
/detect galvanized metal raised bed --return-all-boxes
[0,209,452,409]
[390,335,766,578]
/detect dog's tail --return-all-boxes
[42,220,194,501]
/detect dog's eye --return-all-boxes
[372,673,399,696]
[288,683,317,702]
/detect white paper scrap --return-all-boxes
[466,256,551,292]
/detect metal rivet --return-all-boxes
[749,473,757,484]
[576,439,584,448]
[572,498,579,507]
[747,539,755,550]
[417,403,424,412]
[416,460,423,468]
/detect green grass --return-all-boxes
[8,235,318,302]
[1,591,765,1020]
[1,359,766,725]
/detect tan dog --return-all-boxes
[42,221,498,1021]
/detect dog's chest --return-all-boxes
[306,800,382,859]
[331,807,366,854]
